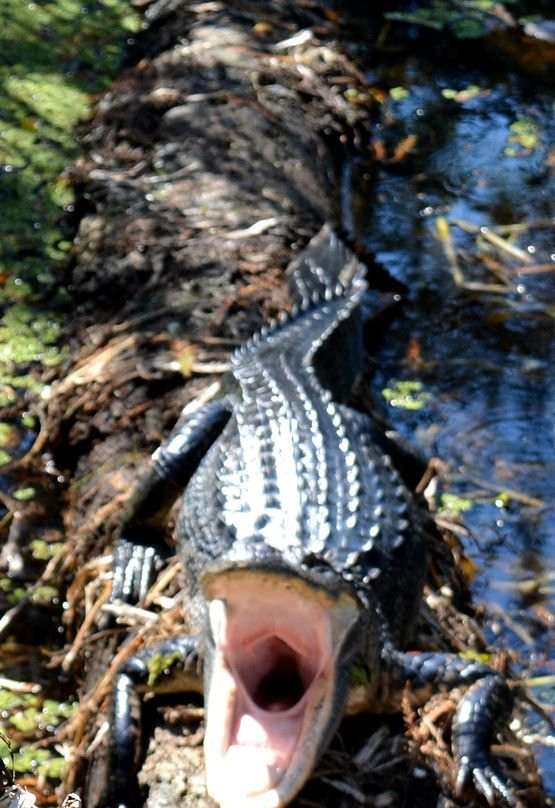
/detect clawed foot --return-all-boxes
[112,537,168,605]
[456,756,521,808]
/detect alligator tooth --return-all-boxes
[364,567,381,582]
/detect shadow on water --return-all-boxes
[342,14,554,792]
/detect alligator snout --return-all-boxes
[202,569,361,808]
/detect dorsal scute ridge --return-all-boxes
[287,224,367,305]
[231,226,367,368]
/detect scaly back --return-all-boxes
[231,225,367,403]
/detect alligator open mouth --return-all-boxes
[202,571,360,808]
[232,635,313,712]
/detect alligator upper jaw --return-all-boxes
[202,570,361,808]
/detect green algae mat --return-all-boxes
[0,0,139,405]
[0,0,139,789]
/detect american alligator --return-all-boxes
[99,226,517,808]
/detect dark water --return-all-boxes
[345,54,554,791]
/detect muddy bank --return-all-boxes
[4,1,547,807]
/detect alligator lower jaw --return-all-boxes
[202,571,360,808]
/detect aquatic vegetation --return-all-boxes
[382,380,432,410]
[0,0,140,403]
[0,422,17,449]
[0,578,27,604]
[13,746,67,780]
[441,84,486,102]
[0,695,76,779]
[30,539,64,562]
[0,3,139,784]
[385,1,518,39]
[12,487,36,502]
[389,86,410,101]
[505,117,540,155]
[439,493,474,517]
[147,651,185,688]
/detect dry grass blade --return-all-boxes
[62,581,112,672]
[436,217,464,285]
[43,335,139,399]
[0,678,41,694]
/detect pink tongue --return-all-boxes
[222,746,282,794]
[223,710,302,795]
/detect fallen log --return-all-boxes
[30,3,545,808]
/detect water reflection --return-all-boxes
[348,54,554,788]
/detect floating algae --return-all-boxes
[0,0,140,402]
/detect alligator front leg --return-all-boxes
[382,647,518,807]
[113,398,231,605]
[452,674,516,807]
[101,635,203,808]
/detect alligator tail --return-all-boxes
[284,225,367,400]
[286,224,367,307]
[232,226,368,401]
